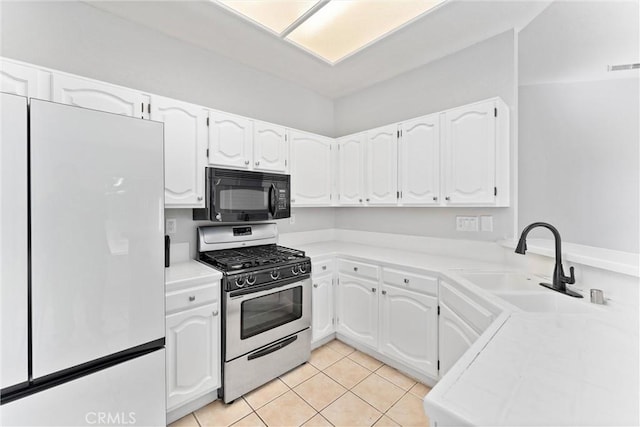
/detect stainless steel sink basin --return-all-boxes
[495,292,597,313]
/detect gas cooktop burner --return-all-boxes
[200,244,306,272]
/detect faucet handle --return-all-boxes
[565,266,576,284]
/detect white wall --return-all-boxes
[518,1,640,253]
[0,1,334,136]
[333,31,517,241]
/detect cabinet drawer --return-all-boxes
[312,258,333,276]
[382,268,438,296]
[166,283,218,314]
[338,259,379,281]
[440,281,493,334]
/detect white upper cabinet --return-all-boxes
[151,96,207,208]
[337,133,366,206]
[443,100,497,205]
[366,125,398,205]
[52,73,148,119]
[207,111,252,170]
[399,114,441,205]
[0,60,50,99]
[290,130,333,206]
[253,121,288,173]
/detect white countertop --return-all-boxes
[429,311,639,426]
[165,260,223,291]
[290,239,639,426]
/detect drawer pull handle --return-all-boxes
[189,296,196,302]
[382,290,387,295]
[371,287,376,293]
[404,278,410,284]
[353,267,358,272]
[313,283,318,288]
[322,266,327,270]
[212,310,218,316]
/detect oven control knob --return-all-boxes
[299,264,307,274]
[235,276,245,288]
[246,274,257,285]
[291,265,300,275]
[270,270,280,280]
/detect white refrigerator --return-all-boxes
[0,93,166,426]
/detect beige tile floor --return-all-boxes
[170,339,431,427]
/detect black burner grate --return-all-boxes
[201,244,306,271]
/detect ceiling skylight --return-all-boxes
[215,0,446,64]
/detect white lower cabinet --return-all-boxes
[166,302,220,411]
[336,273,378,349]
[311,273,335,343]
[379,283,438,377]
[438,302,479,376]
[438,280,496,376]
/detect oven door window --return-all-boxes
[241,286,303,339]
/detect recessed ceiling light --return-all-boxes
[217,0,322,34]
[214,0,447,65]
[287,0,446,63]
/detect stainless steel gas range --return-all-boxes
[197,223,311,403]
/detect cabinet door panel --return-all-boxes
[400,114,440,205]
[380,284,438,377]
[366,125,398,205]
[208,111,252,169]
[52,74,147,119]
[336,274,377,348]
[290,131,332,206]
[151,96,207,207]
[338,134,366,205]
[253,121,287,173]
[166,303,220,410]
[438,303,479,376]
[1,60,50,99]
[443,101,496,205]
[312,274,334,342]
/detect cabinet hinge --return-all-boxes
[141,102,144,113]
[337,317,340,324]
[338,145,341,151]
[330,194,332,200]
[206,148,209,158]
[206,117,210,127]
[332,318,335,325]
[148,104,151,114]
[397,130,400,138]
[397,191,400,199]
[494,107,497,117]
[285,159,287,167]
[285,134,288,142]
[437,360,440,371]
[437,305,440,316]
[494,187,497,196]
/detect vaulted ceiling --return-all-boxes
[87,0,552,99]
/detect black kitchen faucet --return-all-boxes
[515,222,582,298]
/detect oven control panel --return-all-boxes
[225,260,312,291]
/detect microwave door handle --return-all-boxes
[268,183,277,217]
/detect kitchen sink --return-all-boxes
[459,271,545,292]
[495,292,597,313]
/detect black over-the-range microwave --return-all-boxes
[193,167,291,222]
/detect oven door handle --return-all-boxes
[247,335,298,361]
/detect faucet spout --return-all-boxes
[514,222,581,298]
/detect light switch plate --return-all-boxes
[480,215,494,232]
[456,216,479,232]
